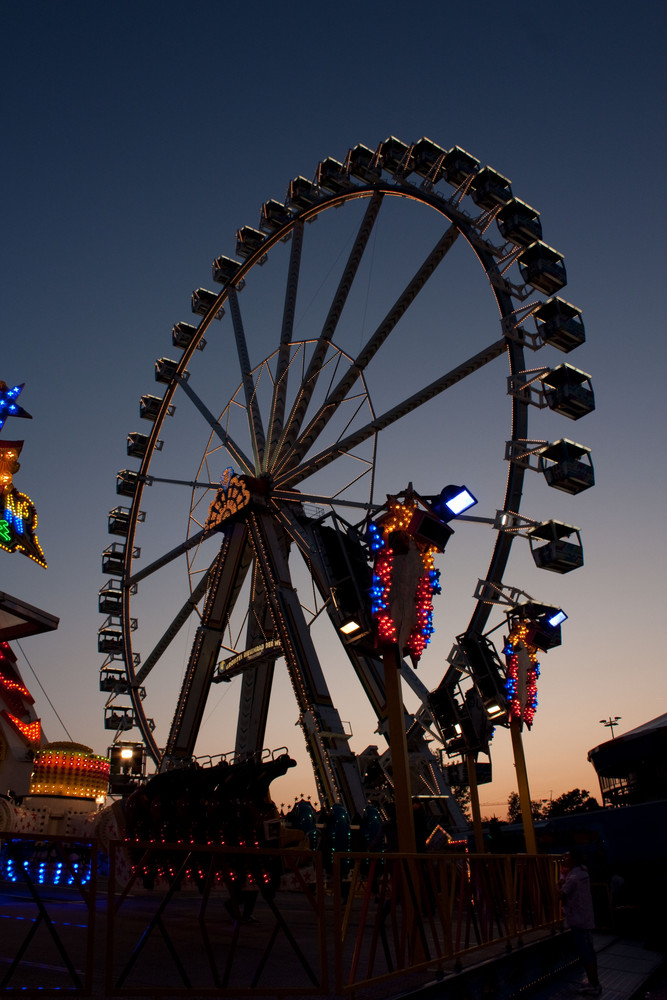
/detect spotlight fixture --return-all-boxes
[430,484,478,521]
[108,742,146,794]
[486,702,505,719]
[339,618,362,636]
[512,601,567,651]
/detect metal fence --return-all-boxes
[332,851,561,995]
[0,832,562,998]
[105,839,328,997]
[0,831,98,994]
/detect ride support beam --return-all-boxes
[510,716,537,854]
[161,522,252,768]
[277,505,468,831]
[382,644,416,854]
[235,562,276,756]
[246,507,367,816]
[264,219,304,469]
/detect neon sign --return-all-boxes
[0,486,46,567]
[0,382,32,431]
[0,436,46,568]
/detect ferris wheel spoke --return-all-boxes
[277,336,507,489]
[468,338,529,635]
[177,376,254,475]
[227,287,266,469]
[283,222,461,475]
[133,569,212,685]
[126,524,216,588]
[264,220,304,469]
[270,192,384,472]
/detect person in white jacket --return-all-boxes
[559,849,602,995]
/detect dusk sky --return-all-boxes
[3,1,666,817]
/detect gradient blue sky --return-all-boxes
[3,1,666,816]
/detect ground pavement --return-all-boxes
[400,933,665,1000]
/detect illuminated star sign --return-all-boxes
[205,468,251,530]
[0,383,32,431]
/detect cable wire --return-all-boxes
[16,640,74,742]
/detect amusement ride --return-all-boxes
[98,136,595,833]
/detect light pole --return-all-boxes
[599,716,621,739]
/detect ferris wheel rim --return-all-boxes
[106,151,548,767]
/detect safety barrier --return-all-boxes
[0,831,98,993]
[332,851,561,995]
[0,834,562,998]
[106,839,328,996]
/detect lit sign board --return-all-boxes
[205,468,251,530]
[0,486,47,568]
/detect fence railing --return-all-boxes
[0,831,98,994]
[106,839,328,997]
[0,832,562,998]
[331,851,561,995]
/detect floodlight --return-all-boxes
[430,484,478,522]
[339,619,361,636]
[513,601,567,651]
[108,743,145,787]
[486,703,505,719]
[446,489,476,516]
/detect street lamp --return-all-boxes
[599,716,621,739]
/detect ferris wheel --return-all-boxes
[99,137,594,818]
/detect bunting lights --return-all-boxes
[0,665,33,716]
[369,497,443,667]
[0,642,41,746]
[502,601,567,728]
[29,742,111,799]
[2,710,42,747]
[503,622,540,728]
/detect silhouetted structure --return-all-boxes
[588,714,667,806]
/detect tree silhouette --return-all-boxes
[506,787,600,823]
[546,788,599,817]
[507,791,547,823]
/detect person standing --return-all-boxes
[559,849,602,995]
